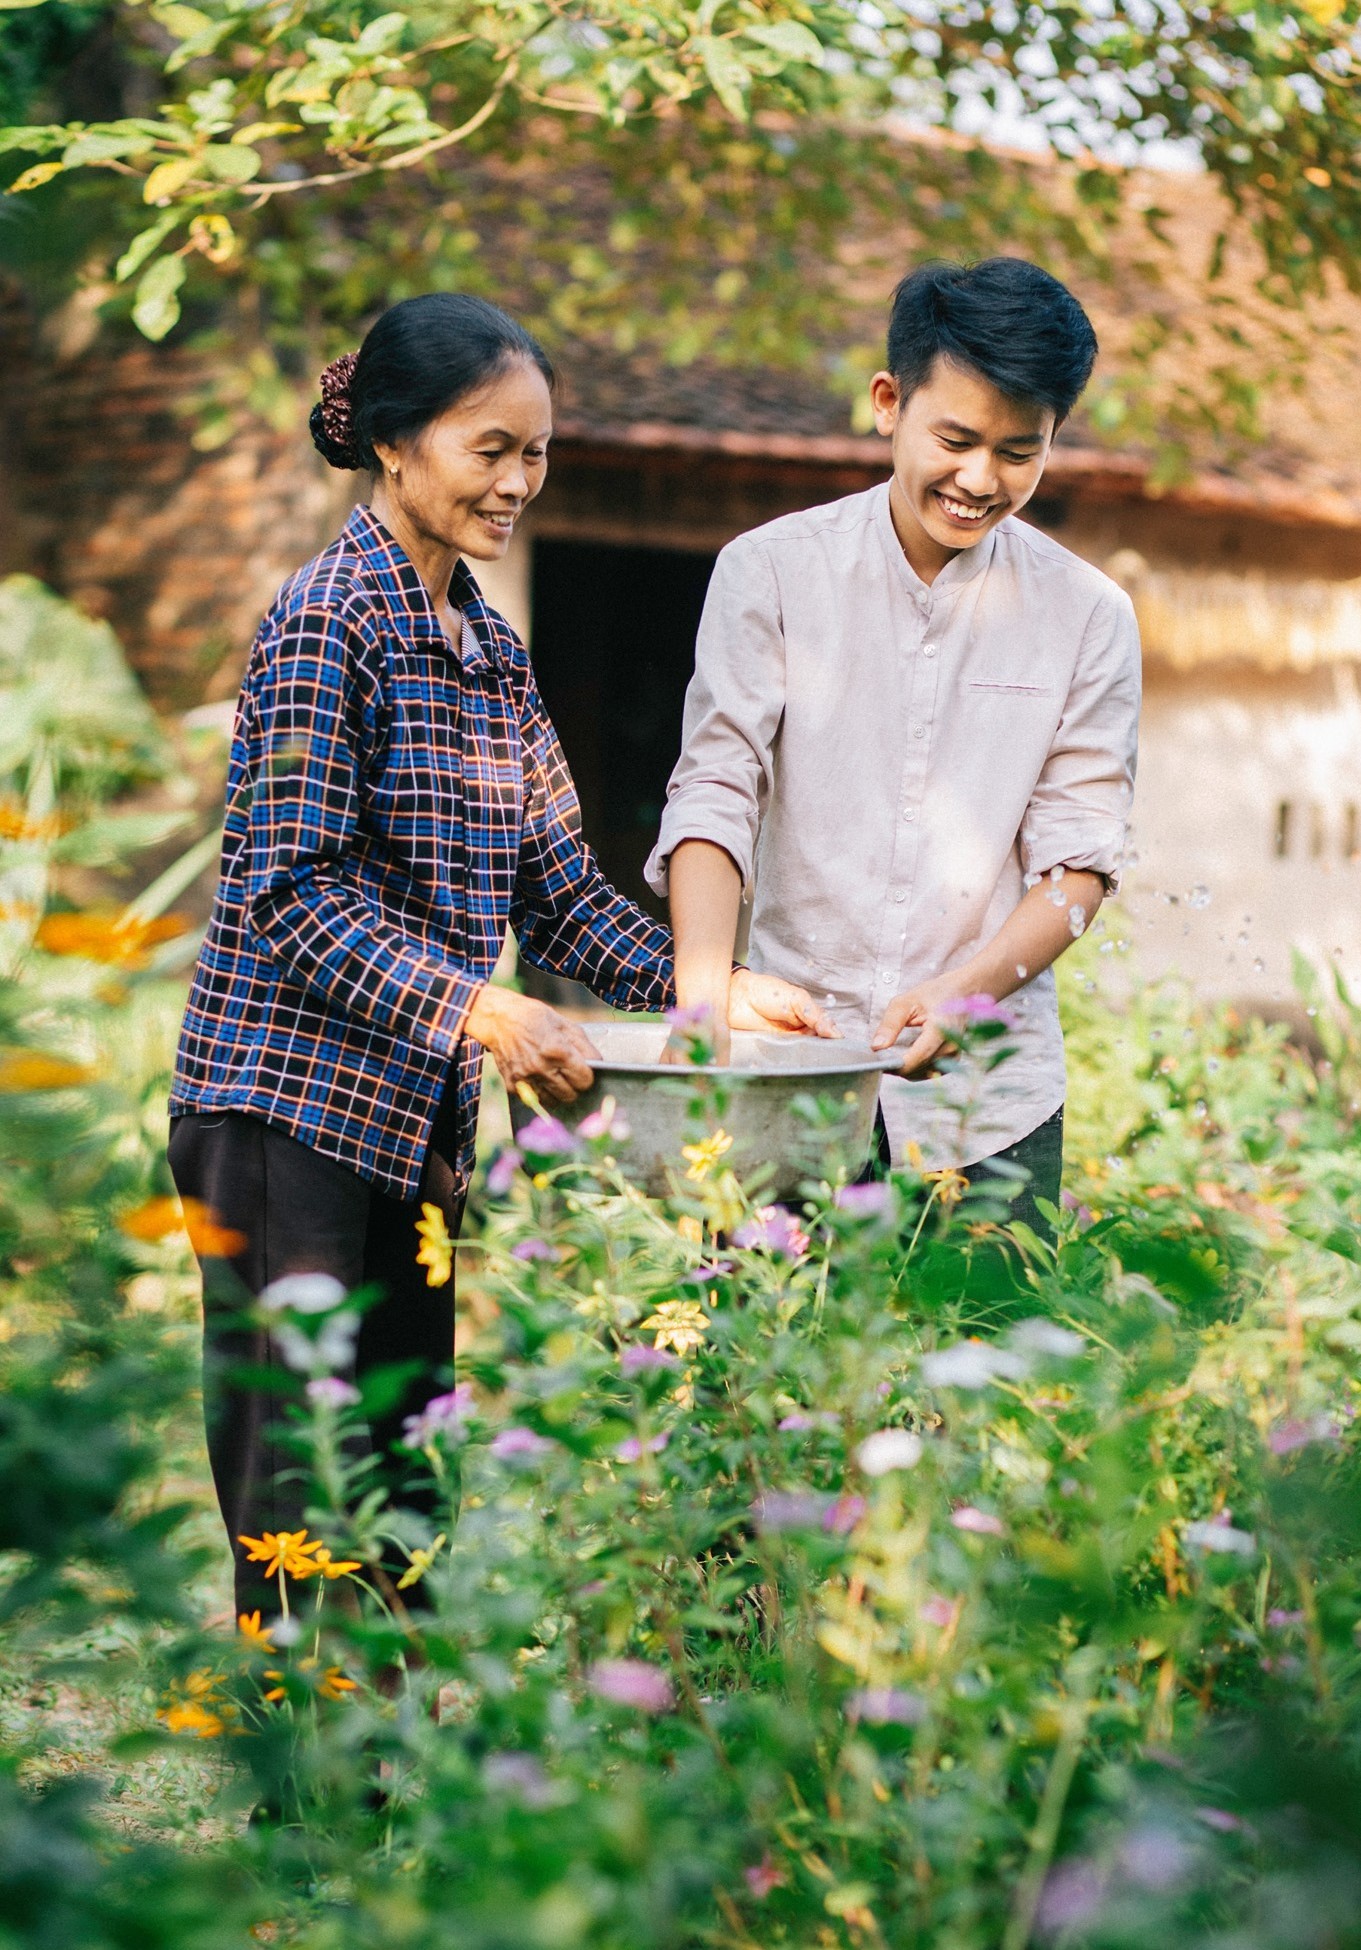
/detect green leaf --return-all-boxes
[0,125,67,155]
[0,0,52,11]
[115,210,182,283]
[199,142,261,183]
[131,253,186,341]
[62,129,153,167]
[356,11,408,53]
[697,37,751,121]
[742,21,824,67]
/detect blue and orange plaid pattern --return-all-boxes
[171,504,674,1198]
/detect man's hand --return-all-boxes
[871,981,951,1076]
[465,986,599,1104]
[729,968,841,1040]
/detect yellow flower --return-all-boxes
[0,1052,95,1092]
[415,1201,454,1287]
[641,1299,710,1357]
[238,1527,327,1581]
[396,1532,447,1590]
[120,1194,246,1258]
[925,1167,969,1207]
[905,1140,925,1171]
[237,1611,277,1653]
[262,1658,358,1704]
[681,1129,733,1182]
[159,1668,232,1737]
[317,1665,357,1700]
[288,1541,362,1582]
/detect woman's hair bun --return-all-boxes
[310,351,366,470]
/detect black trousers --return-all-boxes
[863,1103,1065,1240]
[168,1078,464,1617]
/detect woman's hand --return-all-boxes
[465,986,599,1104]
[729,969,841,1040]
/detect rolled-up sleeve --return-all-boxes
[1019,586,1141,892]
[644,538,786,898]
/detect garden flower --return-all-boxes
[641,1299,710,1356]
[744,1856,787,1898]
[1184,1515,1256,1556]
[402,1383,475,1448]
[924,1167,969,1207]
[316,1666,358,1700]
[120,1194,246,1257]
[856,1428,924,1475]
[485,1145,521,1196]
[305,1376,360,1409]
[273,1307,361,1377]
[681,1128,733,1181]
[679,1259,734,1287]
[1036,1861,1106,1935]
[834,1181,890,1218]
[238,1528,328,1581]
[920,1595,956,1628]
[293,1543,362,1581]
[483,1751,555,1807]
[577,1094,630,1142]
[733,1205,810,1258]
[921,1339,1027,1389]
[615,1431,669,1462]
[1267,1414,1336,1454]
[259,1272,348,1315]
[491,1426,555,1459]
[846,1686,927,1725]
[951,1506,1006,1537]
[396,1533,447,1589]
[936,992,1019,1030]
[1194,1807,1247,1833]
[511,1237,559,1262]
[588,1658,675,1712]
[778,1410,839,1433]
[159,1669,231,1739]
[237,1611,277,1653]
[753,1490,828,1531]
[415,1201,454,1287]
[1118,1826,1196,1891]
[518,1114,577,1156]
[620,1343,680,1375]
[823,1493,867,1534]
[1267,1607,1305,1628]
[667,1003,715,1034]
[1008,1318,1086,1360]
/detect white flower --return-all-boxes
[1184,1518,1256,1557]
[856,1428,924,1476]
[1007,1318,1086,1360]
[274,1309,361,1376]
[921,1340,1028,1389]
[260,1272,348,1315]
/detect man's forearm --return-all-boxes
[668,838,743,1015]
[946,870,1104,1003]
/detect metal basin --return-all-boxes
[508,1022,900,1198]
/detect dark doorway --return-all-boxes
[528,538,716,923]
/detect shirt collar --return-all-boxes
[341,504,508,675]
[872,480,998,606]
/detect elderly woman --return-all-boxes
[169,294,826,1612]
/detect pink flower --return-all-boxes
[920,1595,956,1628]
[1036,1861,1106,1935]
[734,1206,810,1259]
[518,1115,577,1156]
[937,992,1019,1029]
[846,1686,927,1726]
[680,1260,734,1288]
[486,1146,521,1196]
[511,1238,559,1262]
[1267,1415,1336,1454]
[753,1490,827,1531]
[577,1097,630,1142]
[666,1003,714,1033]
[490,1426,554,1459]
[305,1377,360,1409]
[743,1856,787,1898]
[1267,1607,1305,1629]
[402,1383,475,1448]
[834,1182,890,1218]
[1194,1806,1246,1834]
[588,1658,674,1713]
[951,1505,1005,1537]
[778,1410,839,1433]
[620,1344,679,1376]
[823,1493,866,1535]
[615,1431,669,1462]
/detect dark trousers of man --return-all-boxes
[862,1104,1065,1241]
[168,1073,463,1618]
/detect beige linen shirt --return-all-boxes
[644,483,1141,1167]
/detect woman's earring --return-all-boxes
[389,464,399,477]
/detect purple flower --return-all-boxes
[518,1114,577,1157]
[1036,1861,1106,1936]
[823,1493,866,1535]
[482,1751,555,1808]
[615,1431,669,1462]
[733,1206,810,1259]
[402,1383,475,1448]
[490,1426,555,1459]
[666,1003,715,1033]
[937,992,1019,1029]
[1267,1607,1305,1629]
[485,1146,522,1196]
[588,1658,674,1713]
[743,1856,786,1898]
[1268,1415,1337,1455]
[680,1260,734,1288]
[511,1238,559,1263]
[778,1410,839,1433]
[620,1344,680,1376]
[834,1182,891,1218]
[305,1376,361,1410]
[753,1490,827,1532]
[1194,1806,1246,1834]
[846,1686,927,1726]
[951,1505,1005,1537]
[577,1095,630,1143]
[1118,1826,1196,1892]
[920,1595,956,1628]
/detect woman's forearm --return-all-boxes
[668,838,743,1016]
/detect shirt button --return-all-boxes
[923,643,937,658]
[913,725,926,739]
[903,807,917,821]
[893,890,906,903]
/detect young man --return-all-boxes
[644,258,1141,1225]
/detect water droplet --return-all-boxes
[1068,903,1087,937]
[1188,884,1212,910]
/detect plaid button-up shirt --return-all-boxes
[171,504,674,1199]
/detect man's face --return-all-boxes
[870,356,1056,567]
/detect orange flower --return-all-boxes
[925,1167,969,1208]
[36,909,191,965]
[0,800,66,843]
[317,1666,358,1700]
[238,1528,327,1581]
[0,1052,95,1092]
[237,1611,278,1653]
[261,1659,358,1703]
[159,1668,233,1737]
[291,1544,362,1582]
[120,1194,246,1257]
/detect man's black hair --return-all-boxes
[886,258,1097,420]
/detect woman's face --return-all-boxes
[374,359,553,561]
